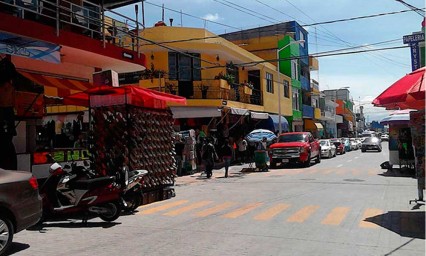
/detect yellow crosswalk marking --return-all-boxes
[323,169,335,175]
[254,203,290,221]
[138,200,188,215]
[222,202,263,219]
[321,207,350,225]
[163,201,212,216]
[359,208,383,228]
[194,202,235,217]
[287,205,320,223]
[368,170,376,176]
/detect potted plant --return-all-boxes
[214,72,232,89]
[165,83,176,95]
[243,81,254,95]
[139,66,166,88]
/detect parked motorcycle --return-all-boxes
[120,167,148,212]
[38,161,122,223]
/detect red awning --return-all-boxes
[64,85,186,109]
[20,71,93,97]
[373,67,425,110]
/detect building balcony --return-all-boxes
[302,104,314,118]
[300,76,310,91]
[314,108,321,119]
[309,56,319,71]
[320,110,335,121]
[0,0,145,72]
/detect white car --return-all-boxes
[350,138,359,150]
[381,134,389,141]
[319,139,337,158]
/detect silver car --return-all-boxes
[319,139,337,158]
[0,169,42,255]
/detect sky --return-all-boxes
[113,0,425,122]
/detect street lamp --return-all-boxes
[333,86,350,138]
[277,39,305,134]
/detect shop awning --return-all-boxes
[305,119,324,130]
[170,107,221,119]
[19,71,93,97]
[64,85,186,109]
[250,111,269,120]
[269,114,289,132]
[229,107,249,115]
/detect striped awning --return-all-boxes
[19,71,93,97]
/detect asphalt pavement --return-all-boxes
[9,142,426,256]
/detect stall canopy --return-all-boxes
[305,119,324,130]
[229,107,249,115]
[380,109,415,125]
[170,107,221,118]
[373,67,425,110]
[64,85,186,109]
[250,111,269,120]
[269,114,289,132]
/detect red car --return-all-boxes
[269,132,321,168]
[330,139,345,155]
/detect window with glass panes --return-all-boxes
[283,80,290,98]
[292,89,300,110]
[266,72,273,93]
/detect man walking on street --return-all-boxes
[220,138,233,178]
[202,137,218,178]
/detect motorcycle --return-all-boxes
[120,167,148,212]
[38,161,122,223]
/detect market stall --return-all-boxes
[65,85,186,204]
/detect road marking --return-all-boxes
[368,170,377,176]
[359,208,383,228]
[163,201,212,216]
[337,164,343,168]
[138,200,189,215]
[222,202,263,219]
[352,169,360,176]
[323,169,335,175]
[194,202,235,217]
[287,205,320,223]
[253,204,290,221]
[321,207,350,225]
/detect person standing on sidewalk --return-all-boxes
[202,137,218,178]
[220,138,233,178]
[237,136,248,164]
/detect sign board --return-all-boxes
[0,32,61,64]
[403,33,425,44]
[93,70,119,87]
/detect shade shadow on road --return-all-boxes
[4,242,30,255]
[365,211,425,239]
[27,220,120,232]
[378,168,416,178]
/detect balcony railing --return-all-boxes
[0,0,142,50]
[302,104,314,118]
[152,84,263,106]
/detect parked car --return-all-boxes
[342,138,351,152]
[361,137,382,152]
[0,169,42,255]
[330,139,345,155]
[319,139,336,158]
[350,138,359,150]
[269,132,321,168]
[356,139,363,148]
[381,134,389,141]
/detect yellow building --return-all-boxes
[123,26,292,129]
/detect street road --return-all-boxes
[9,142,425,256]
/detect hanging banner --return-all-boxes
[0,32,61,64]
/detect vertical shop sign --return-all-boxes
[403,32,425,71]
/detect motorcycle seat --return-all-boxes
[72,176,115,190]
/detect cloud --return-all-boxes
[202,13,220,21]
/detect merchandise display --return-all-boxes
[90,104,176,191]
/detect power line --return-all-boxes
[213,0,278,24]
[395,0,425,17]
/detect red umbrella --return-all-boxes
[372,67,425,110]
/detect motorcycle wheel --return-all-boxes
[124,194,142,212]
[99,202,121,222]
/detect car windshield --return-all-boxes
[279,134,305,143]
[319,141,328,146]
[363,137,377,143]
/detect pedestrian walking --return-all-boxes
[202,137,218,178]
[237,136,248,164]
[220,138,233,178]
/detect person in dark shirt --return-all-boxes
[174,136,185,176]
[220,138,233,178]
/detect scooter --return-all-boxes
[120,167,148,212]
[38,162,122,223]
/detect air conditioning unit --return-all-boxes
[93,70,119,87]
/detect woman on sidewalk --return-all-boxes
[220,139,233,178]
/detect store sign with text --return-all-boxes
[0,32,61,64]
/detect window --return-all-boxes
[299,32,305,48]
[292,88,300,110]
[283,80,290,98]
[168,52,201,81]
[266,72,273,93]
[291,59,298,80]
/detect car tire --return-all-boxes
[270,161,277,169]
[378,149,382,152]
[361,149,366,152]
[315,153,321,164]
[303,153,311,167]
[0,215,14,255]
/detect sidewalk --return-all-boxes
[175,163,254,186]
